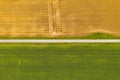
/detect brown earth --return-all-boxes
[0,0,120,37]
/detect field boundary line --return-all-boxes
[0,39,119,43]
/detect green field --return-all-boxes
[0,43,120,80]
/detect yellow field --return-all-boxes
[0,0,120,37]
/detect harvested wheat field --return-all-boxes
[0,0,120,37]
